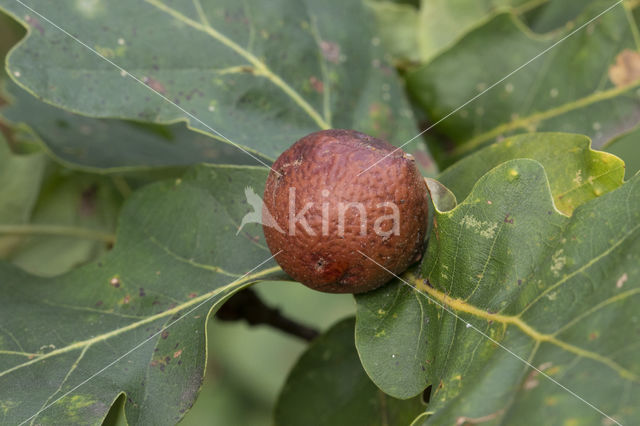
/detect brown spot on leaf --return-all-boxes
[143,76,167,94]
[79,184,98,216]
[161,330,169,339]
[110,277,121,288]
[181,373,203,403]
[174,349,182,358]
[456,409,505,425]
[25,15,44,35]
[609,50,640,87]
[319,40,341,64]
[309,76,324,93]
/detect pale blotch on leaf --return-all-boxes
[608,49,640,87]
[573,170,583,185]
[319,40,341,64]
[75,0,103,18]
[460,215,498,239]
[616,272,628,288]
[39,343,56,352]
[143,76,167,95]
[550,249,567,277]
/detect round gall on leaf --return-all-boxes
[263,129,428,293]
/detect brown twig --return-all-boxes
[216,288,320,342]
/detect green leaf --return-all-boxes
[425,177,457,212]
[407,1,640,168]
[0,164,287,424]
[1,78,265,171]
[356,272,431,400]
[0,8,23,61]
[522,0,594,33]
[275,318,424,426]
[603,125,640,179]
[0,0,434,174]
[0,133,47,224]
[0,134,122,276]
[356,156,640,423]
[415,0,534,62]
[365,0,421,64]
[437,132,625,215]
[366,0,587,66]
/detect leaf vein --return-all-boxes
[143,0,330,130]
[0,266,280,379]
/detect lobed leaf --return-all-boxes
[356,144,639,423]
[407,1,640,167]
[437,132,625,216]
[0,0,435,174]
[0,78,264,171]
[367,0,592,66]
[0,164,288,425]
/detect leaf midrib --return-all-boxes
[0,265,281,378]
[454,80,640,157]
[410,274,639,382]
[143,0,331,130]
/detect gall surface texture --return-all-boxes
[263,129,428,293]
